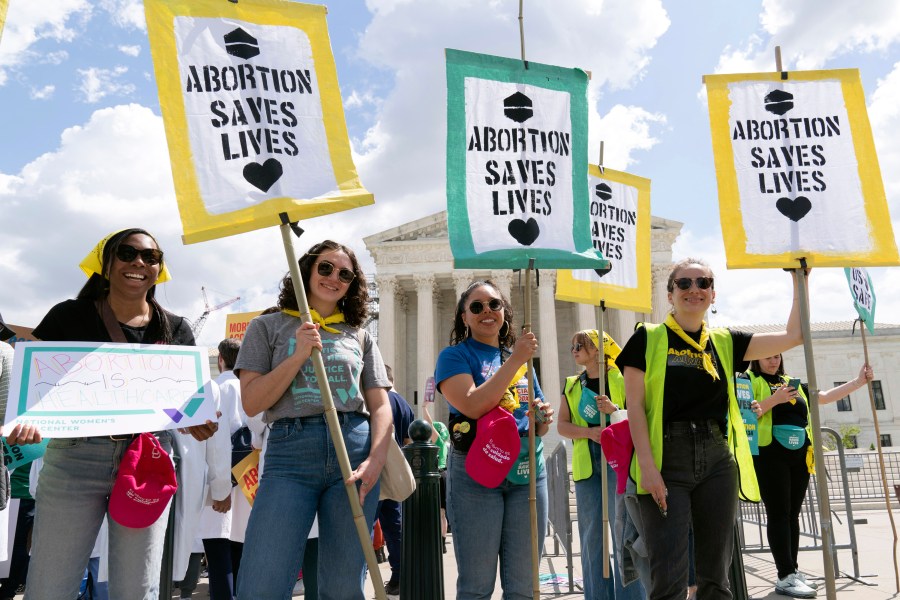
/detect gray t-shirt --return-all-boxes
[234,312,390,423]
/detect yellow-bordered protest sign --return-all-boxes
[0,0,9,45]
[232,448,261,506]
[145,0,372,244]
[705,69,898,268]
[556,165,652,312]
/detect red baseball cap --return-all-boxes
[109,433,178,528]
[465,406,520,488]
[600,419,634,494]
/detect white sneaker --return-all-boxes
[795,571,819,590]
[776,572,817,598]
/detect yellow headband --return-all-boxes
[580,329,622,361]
[79,230,171,284]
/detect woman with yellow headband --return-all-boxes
[615,258,804,600]
[6,228,208,600]
[558,328,645,600]
[233,240,392,599]
[746,355,873,598]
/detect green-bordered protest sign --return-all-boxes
[2,342,215,438]
[446,49,607,270]
[845,267,876,333]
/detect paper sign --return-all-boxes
[145,0,372,244]
[446,49,607,270]
[225,310,263,341]
[2,439,49,471]
[424,376,435,403]
[3,342,215,438]
[705,69,899,268]
[556,166,652,311]
[735,376,758,455]
[232,448,261,506]
[845,267,876,334]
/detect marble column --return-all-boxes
[375,275,397,373]
[491,271,513,304]
[452,271,476,302]
[651,264,671,324]
[537,271,561,400]
[414,273,436,419]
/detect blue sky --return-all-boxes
[1,0,899,346]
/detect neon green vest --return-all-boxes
[747,372,812,448]
[629,323,760,502]
[564,368,625,482]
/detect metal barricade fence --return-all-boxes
[545,441,578,594]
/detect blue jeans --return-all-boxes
[447,447,548,600]
[376,499,402,583]
[576,441,646,600]
[25,433,174,600]
[236,413,379,600]
[637,421,737,600]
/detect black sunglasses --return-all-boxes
[672,277,714,291]
[317,260,356,284]
[468,298,503,315]
[115,244,163,266]
[570,342,584,352]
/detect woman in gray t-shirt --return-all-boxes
[234,240,392,600]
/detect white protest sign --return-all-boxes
[3,342,215,438]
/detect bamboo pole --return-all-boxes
[524,258,541,600]
[857,320,899,592]
[279,219,386,600]
[795,261,836,600]
[595,302,610,579]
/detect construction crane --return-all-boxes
[191,286,240,338]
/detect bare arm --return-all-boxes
[439,333,538,419]
[423,402,440,443]
[819,364,873,405]
[348,386,392,505]
[625,366,667,510]
[240,322,321,417]
[744,271,805,361]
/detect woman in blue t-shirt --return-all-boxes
[435,280,554,599]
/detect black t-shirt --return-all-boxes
[615,325,752,426]
[33,298,195,346]
[751,372,809,429]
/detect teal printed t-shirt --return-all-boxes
[234,312,391,423]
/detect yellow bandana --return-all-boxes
[282,308,346,334]
[79,230,172,284]
[664,314,719,381]
[583,329,622,361]
[499,364,528,413]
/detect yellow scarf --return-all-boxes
[499,364,529,413]
[664,314,719,381]
[281,309,346,334]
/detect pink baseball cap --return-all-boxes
[466,406,520,488]
[600,419,634,494]
[109,433,178,528]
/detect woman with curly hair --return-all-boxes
[234,240,392,600]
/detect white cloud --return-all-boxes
[0,0,89,80]
[29,84,55,100]
[868,61,900,208]
[118,45,141,57]
[592,105,667,171]
[76,66,135,103]
[97,0,146,31]
[353,0,670,227]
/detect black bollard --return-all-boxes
[400,419,444,600]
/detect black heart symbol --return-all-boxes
[594,264,612,278]
[243,158,284,192]
[508,217,540,246]
[776,196,812,222]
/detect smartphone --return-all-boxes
[788,378,801,391]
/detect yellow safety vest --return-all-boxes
[564,369,625,482]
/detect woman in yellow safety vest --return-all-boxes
[557,329,645,600]
[615,258,804,600]
[747,355,873,599]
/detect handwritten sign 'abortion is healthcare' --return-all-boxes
[446,49,607,270]
[705,69,898,269]
[145,0,372,244]
[3,342,215,438]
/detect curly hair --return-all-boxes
[276,240,369,328]
[449,280,516,348]
[76,228,174,343]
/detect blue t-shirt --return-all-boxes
[388,390,415,444]
[434,338,544,435]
